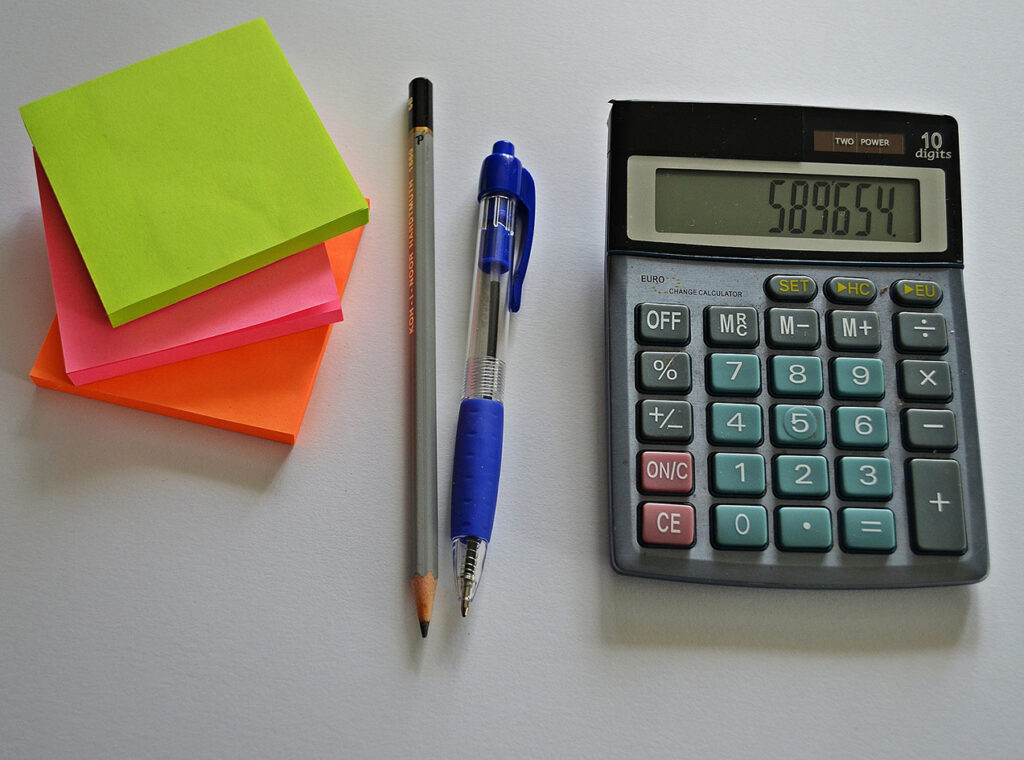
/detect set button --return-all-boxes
[765,275,817,301]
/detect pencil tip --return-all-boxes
[461,599,470,617]
[420,620,429,638]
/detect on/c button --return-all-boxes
[639,503,695,548]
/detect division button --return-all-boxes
[907,458,967,554]
[898,360,953,401]
[639,503,695,548]
[892,279,943,306]
[639,451,694,495]
[637,400,693,443]
[636,303,690,345]
[828,310,881,351]
[826,277,877,304]
[705,306,759,347]
[902,408,958,451]
[894,312,948,354]
[765,275,817,301]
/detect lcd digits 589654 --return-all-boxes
[655,169,921,243]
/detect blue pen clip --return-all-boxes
[478,141,535,312]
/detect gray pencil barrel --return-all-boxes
[409,82,438,581]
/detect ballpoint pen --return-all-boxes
[450,141,535,617]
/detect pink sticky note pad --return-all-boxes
[34,152,345,385]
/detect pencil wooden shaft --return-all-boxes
[408,78,438,631]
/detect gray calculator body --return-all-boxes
[605,102,988,588]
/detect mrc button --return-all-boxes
[826,277,876,304]
[766,275,817,301]
[892,279,942,306]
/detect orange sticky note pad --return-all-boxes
[29,223,365,444]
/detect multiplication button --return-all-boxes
[636,303,690,344]
[898,360,953,401]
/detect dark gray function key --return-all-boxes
[637,351,692,394]
[907,458,967,554]
[765,275,817,301]
[766,308,820,349]
[705,306,759,347]
[894,312,948,354]
[637,399,693,442]
[636,303,690,344]
[828,310,881,351]
[892,279,943,306]
[826,277,876,304]
[903,408,957,451]
[899,360,953,401]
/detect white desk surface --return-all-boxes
[2,2,1023,757]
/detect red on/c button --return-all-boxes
[640,503,695,548]
[639,451,693,494]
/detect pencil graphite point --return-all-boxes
[410,572,437,640]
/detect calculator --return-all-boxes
[605,101,988,588]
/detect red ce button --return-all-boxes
[639,503,695,548]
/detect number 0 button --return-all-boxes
[714,505,769,550]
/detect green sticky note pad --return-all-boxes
[20,19,368,326]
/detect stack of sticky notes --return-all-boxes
[20,19,369,444]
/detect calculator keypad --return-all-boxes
[616,263,984,585]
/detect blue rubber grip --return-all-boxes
[450,398,504,541]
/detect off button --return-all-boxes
[826,277,877,304]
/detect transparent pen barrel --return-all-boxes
[463,194,516,402]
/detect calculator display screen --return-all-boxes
[655,169,921,243]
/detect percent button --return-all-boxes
[637,351,692,393]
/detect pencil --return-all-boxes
[407,77,438,637]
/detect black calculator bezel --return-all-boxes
[606,101,963,265]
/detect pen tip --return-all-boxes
[420,621,429,638]
[461,599,470,617]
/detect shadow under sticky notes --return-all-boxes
[29,224,365,445]
[20,18,368,327]
[35,154,344,386]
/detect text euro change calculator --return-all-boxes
[605,102,988,587]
